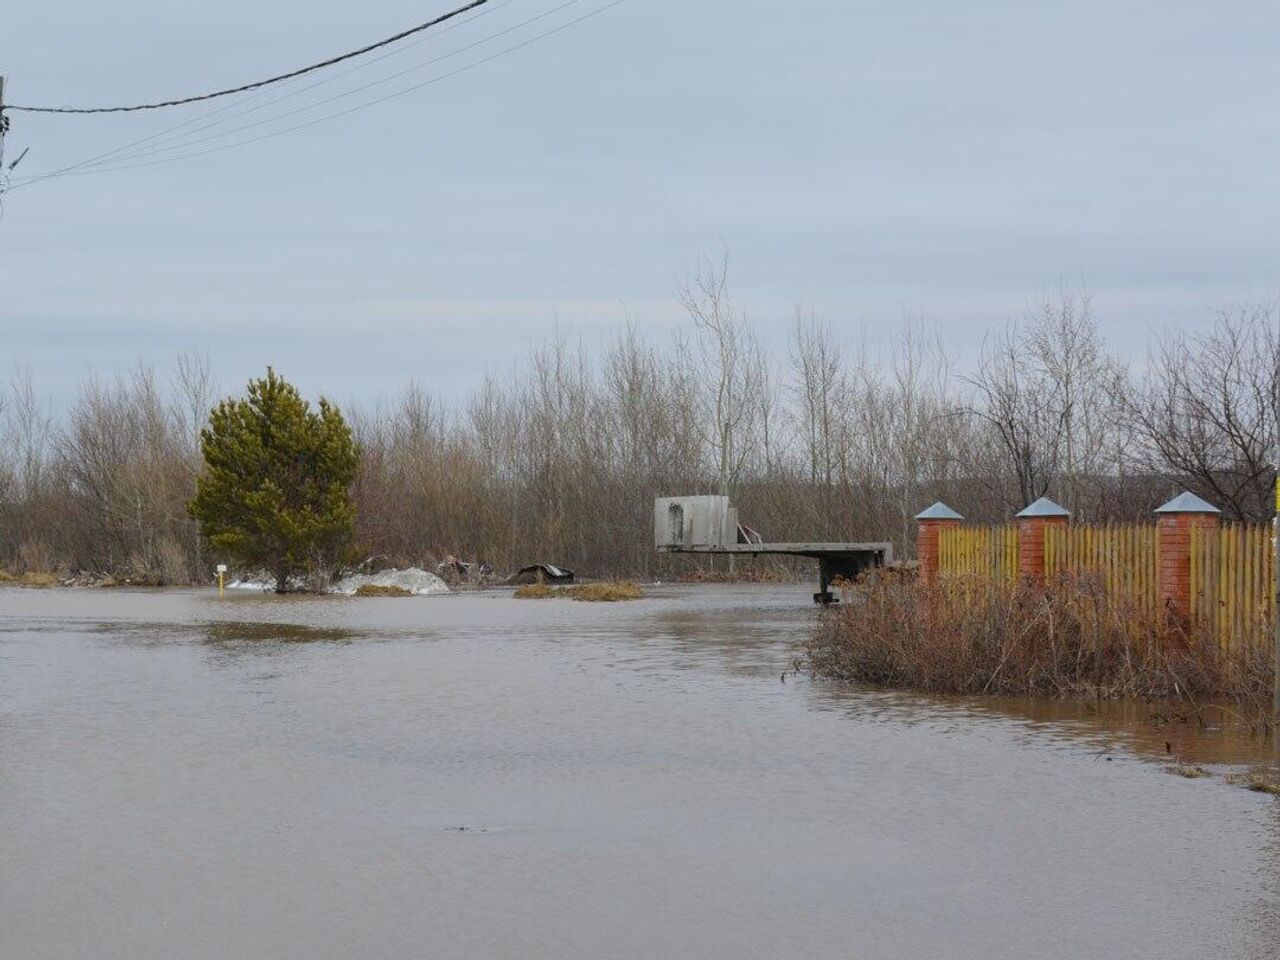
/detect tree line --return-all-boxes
[1,264,1275,583]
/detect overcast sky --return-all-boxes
[1,0,1276,406]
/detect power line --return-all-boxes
[68,0,580,172]
[7,0,625,191]
[7,0,517,184]
[3,0,490,114]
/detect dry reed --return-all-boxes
[354,584,413,597]
[807,572,1275,724]
[514,581,644,602]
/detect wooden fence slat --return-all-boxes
[1190,526,1200,623]
[941,520,1275,648]
[937,520,1272,651]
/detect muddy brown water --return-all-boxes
[2,583,1278,959]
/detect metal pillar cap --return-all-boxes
[1154,491,1221,514]
[914,501,964,521]
[1015,497,1071,518]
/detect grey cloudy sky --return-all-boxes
[1,0,1276,405]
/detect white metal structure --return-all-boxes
[654,495,893,602]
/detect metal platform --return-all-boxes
[654,496,892,603]
[666,542,893,557]
[660,542,892,603]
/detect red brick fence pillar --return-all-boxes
[1155,491,1220,620]
[915,502,964,584]
[1015,497,1071,584]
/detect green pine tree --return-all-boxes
[188,368,360,593]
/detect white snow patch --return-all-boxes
[223,567,450,596]
[224,575,289,592]
[333,568,450,596]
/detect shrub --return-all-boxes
[807,572,1274,723]
[513,581,644,601]
[354,584,413,597]
[564,581,645,601]
[1227,771,1280,794]
[19,572,59,588]
[513,583,554,599]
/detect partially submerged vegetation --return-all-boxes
[353,583,413,597]
[5,570,59,587]
[514,581,645,602]
[566,582,645,601]
[807,573,1274,725]
[1226,771,1280,795]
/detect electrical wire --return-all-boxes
[3,0,491,114]
[11,0,518,184]
[68,0,580,172]
[7,0,624,191]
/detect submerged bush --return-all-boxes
[514,581,644,602]
[513,583,555,599]
[1227,771,1280,795]
[353,583,413,597]
[563,582,645,602]
[807,572,1274,723]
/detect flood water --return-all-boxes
[3,583,1279,959]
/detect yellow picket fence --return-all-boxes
[1044,523,1161,614]
[939,519,1276,650]
[938,525,1019,582]
[1191,523,1276,650]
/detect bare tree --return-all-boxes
[676,253,764,499]
[1023,291,1122,517]
[0,292,1271,581]
[789,309,844,491]
[965,323,1064,510]
[1117,304,1278,520]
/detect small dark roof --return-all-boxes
[1015,497,1071,518]
[915,501,964,521]
[1154,491,1221,515]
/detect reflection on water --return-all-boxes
[637,591,1279,768]
[1,582,1277,960]
[204,621,362,646]
[809,682,1280,768]
[82,619,365,647]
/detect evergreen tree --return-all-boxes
[188,368,360,592]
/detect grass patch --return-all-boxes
[513,582,555,599]
[0,569,15,582]
[354,583,413,597]
[807,572,1274,723]
[563,581,645,602]
[1227,771,1280,795]
[514,581,644,602]
[1167,764,1209,779]
[19,571,59,588]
